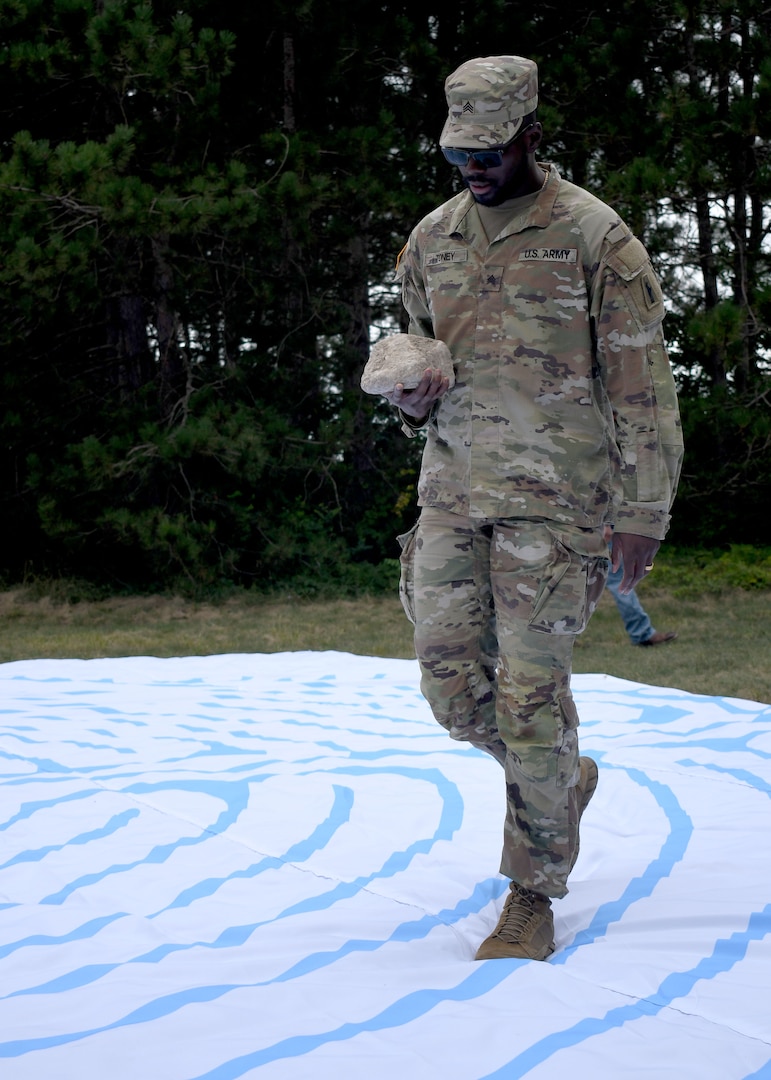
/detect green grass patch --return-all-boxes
[647,544,771,595]
[1,546,768,704]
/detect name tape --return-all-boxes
[426,250,469,266]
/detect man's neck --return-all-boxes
[520,159,547,197]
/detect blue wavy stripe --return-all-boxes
[39,777,263,905]
[0,809,139,869]
[1,677,765,1077]
[479,905,771,1080]
[0,787,113,831]
[593,686,767,720]
[0,750,79,774]
[0,768,465,1022]
[148,678,204,685]
[148,783,355,915]
[0,879,509,1059]
[183,774,755,1080]
[1,731,62,746]
[677,759,771,795]
[16,736,133,756]
[268,877,508,985]
[6,675,72,682]
[155,740,271,763]
[557,762,692,955]
[163,764,689,1078]
[610,704,691,725]
[0,755,130,777]
[278,715,437,735]
[644,733,771,756]
[189,960,520,1080]
[0,913,127,961]
[3,787,356,997]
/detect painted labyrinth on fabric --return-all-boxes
[0,652,769,1079]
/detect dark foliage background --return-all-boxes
[1,1,769,593]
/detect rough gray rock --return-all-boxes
[360,334,455,395]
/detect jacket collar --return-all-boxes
[448,162,561,239]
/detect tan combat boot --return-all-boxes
[474,756,598,961]
[474,883,555,961]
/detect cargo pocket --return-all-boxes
[396,521,419,625]
[528,531,609,636]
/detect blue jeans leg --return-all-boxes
[605,563,655,645]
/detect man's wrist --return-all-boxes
[398,407,431,437]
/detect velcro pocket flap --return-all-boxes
[604,236,649,280]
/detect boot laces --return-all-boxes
[495,884,542,942]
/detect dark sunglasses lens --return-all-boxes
[442,147,468,165]
[473,152,503,168]
[441,147,504,168]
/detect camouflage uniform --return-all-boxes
[395,158,683,898]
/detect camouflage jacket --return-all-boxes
[395,163,683,538]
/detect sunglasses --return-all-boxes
[441,124,535,169]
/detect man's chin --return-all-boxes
[465,180,499,204]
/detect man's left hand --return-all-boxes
[611,533,661,594]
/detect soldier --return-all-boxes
[384,56,683,960]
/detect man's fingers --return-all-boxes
[399,369,448,406]
[611,534,660,593]
[382,367,450,418]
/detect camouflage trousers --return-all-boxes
[399,507,608,898]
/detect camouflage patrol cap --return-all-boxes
[440,55,538,149]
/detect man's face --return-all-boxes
[452,127,536,205]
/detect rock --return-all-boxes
[360,334,455,395]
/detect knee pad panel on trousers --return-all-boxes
[503,695,580,788]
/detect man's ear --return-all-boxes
[524,123,543,152]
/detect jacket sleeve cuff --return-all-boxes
[613,503,672,540]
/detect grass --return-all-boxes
[0,591,412,663]
[1,572,768,704]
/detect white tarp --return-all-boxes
[0,651,769,1079]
